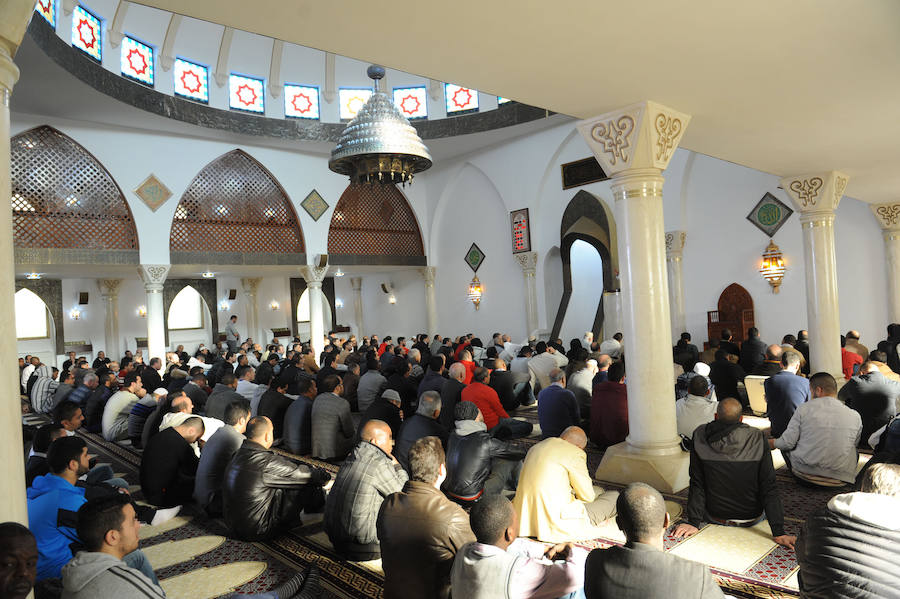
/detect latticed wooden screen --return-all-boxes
[328,183,424,255]
[170,149,305,253]
[10,126,138,250]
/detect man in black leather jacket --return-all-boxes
[442,401,525,504]
[222,415,331,541]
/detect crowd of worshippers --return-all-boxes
[15,324,900,598]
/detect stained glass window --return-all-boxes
[173,58,209,103]
[339,88,372,120]
[445,84,478,114]
[229,74,265,113]
[393,86,427,119]
[498,96,511,104]
[35,0,55,27]
[71,5,101,62]
[120,36,154,86]
[284,84,320,120]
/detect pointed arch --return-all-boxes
[15,278,64,355]
[169,149,306,264]
[163,279,218,347]
[328,183,426,265]
[10,125,139,263]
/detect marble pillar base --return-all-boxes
[594,442,690,493]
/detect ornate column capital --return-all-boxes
[138,264,170,292]
[665,231,686,258]
[350,276,362,292]
[577,101,691,177]
[97,279,122,298]
[420,266,437,285]
[780,171,849,220]
[241,277,261,295]
[514,251,538,275]
[301,265,328,287]
[871,203,900,233]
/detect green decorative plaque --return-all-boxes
[747,192,793,237]
[465,243,485,273]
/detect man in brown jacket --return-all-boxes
[376,435,475,599]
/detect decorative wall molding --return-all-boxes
[780,171,849,214]
[871,203,900,231]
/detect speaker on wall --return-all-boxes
[78,292,89,305]
[227,289,237,301]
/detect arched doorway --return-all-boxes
[165,283,216,352]
[15,288,57,365]
[550,191,619,341]
[295,289,334,342]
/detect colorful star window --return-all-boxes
[339,88,373,120]
[445,83,478,115]
[392,86,427,119]
[35,0,55,27]
[120,36,154,86]
[284,84,320,120]
[71,5,101,62]
[229,74,265,113]
[173,58,209,103]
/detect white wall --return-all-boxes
[560,240,603,342]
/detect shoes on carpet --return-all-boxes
[150,505,182,526]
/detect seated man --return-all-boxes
[182,372,209,413]
[752,344,784,376]
[443,402,525,504]
[83,373,116,433]
[394,391,448,472]
[282,377,316,455]
[140,417,204,508]
[585,483,725,599]
[235,365,258,402]
[513,426,618,542]
[357,388,404,441]
[62,494,164,598]
[25,423,66,487]
[439,363,467,430]
[257,375,293,440]
[672,399,795,549]
[772,372,862,485]
[377,436,475,599]
[675,375,716,439]
[205,373,244,421]
[841,335,864,380]
[709,349,746,410]
[537,368,580,439]
[310,374,355,461]
[324,420,408,561]
[158,393,224,457]
[796,463,900,598]
[763,351,810,438]
[223,416,331,541]
[194,400,250,516]
[127,387,164,448]
[461,367,532,439]
[590,360,628,447]
[488,358,532,412]
[0,523,38,599]
[451,495,588,599]
[838,361,900,446]
[101,372,143,442]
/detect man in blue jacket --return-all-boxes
[763,351,810,438]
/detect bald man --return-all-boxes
[324,420,409,560]
[753,344,784,376]
[513,426,618,542]
[674,399,795,549]
[223,416,331,541]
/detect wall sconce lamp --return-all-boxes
[388,294,397,305]
[467,275,483,310]
[335,298,344,309]
[25,272,41,280]
[201,271,215,279]
[760,239,786,293]
[136,305,147,318]
[334,268,344,277]
[69,307,82,320]
[270,300,280,311]
[219,300,231,311]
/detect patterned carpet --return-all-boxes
[25,407,866,599]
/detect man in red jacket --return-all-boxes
[461,368,532,439]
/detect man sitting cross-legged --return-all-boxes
[673,398,795,549]
[377,436,475,599]
[140,416,204,508]
[394,390,448,472]
[763,351,810,439]
[585,483,725,599]
[324,420,408,561]
[194,399,250,516]
[451,495,588,599]
[838,360,900,447]
[537,367,580,439]
[462,367,533,440]
[223,416,331,541]
[443,402,525,504]
[513,426,618,542]
[311,374,355,462]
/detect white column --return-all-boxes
[870,204,900,324]
[138,265,170,361]
[578,101,692,492]
[514,252,539,337]
[241,277,261,344]
[98,279,122,360]
[782,172,848,379]
[350,277,364,338]
[665,231,686,342]
[0,16,30,525]
[421,266,438,336]
[302,265,328,355]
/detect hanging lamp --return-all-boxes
[329,65,432,185]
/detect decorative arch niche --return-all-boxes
[10,125,139,266]
[15,279,64,355]
[169,149,306,265]
[327,183,426,266]
[550,190,619,341]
